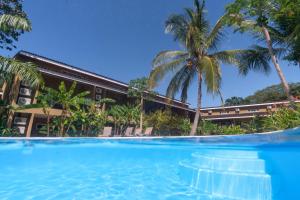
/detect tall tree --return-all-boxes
[149,0,268,135]
[271,0,300,65]
[225,0,293,100]
[128,77,154,130]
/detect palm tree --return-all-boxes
[0,11,40,88]
[225,0,293,100]
[128,77,155,131]
[149,0,269,135]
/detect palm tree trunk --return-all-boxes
[140,96,143,130]
[262,26,292,100]
[190,72,202,136]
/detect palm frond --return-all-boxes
[236,45,285,75]
[199,56,222,94]
[209,49,244,65]
[152,50,188,66]
[180,67,197,102]
[165,66,196,102]
[165,14,189,43]
[149,51,189,89]
[0,14,31,32]
[0,56,42,87]
[207,15,226,50]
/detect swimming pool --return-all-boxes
[1,128,300,200]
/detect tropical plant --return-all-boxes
[0,1,41,130]
[197,120,221,135]
[271,0,300,65]
[70,103,108,136]
[0,57,41,88]
[44,81,90,136]
[197,120,246,135]
[0,0,40,87]
[109,104,140,136]
[128,77,155,130]
[144,109,191,136]
[36,88,56,136]
[225,0,293,100]
[178,118,192,135]
[149,0,268,135]
[96,97,115,112]
[262,105,300,131]
[221,125,246,135]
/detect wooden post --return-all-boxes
[26,114,35,138]
[6,77,21,128]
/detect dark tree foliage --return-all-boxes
[224,96,249,106]
[0,0,30,50]
[272,0,300,65]
[225,83,300,106]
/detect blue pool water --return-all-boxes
[1,128,300,200]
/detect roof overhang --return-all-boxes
[16,51,190,108]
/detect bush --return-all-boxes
[221,125,246,135]
[197,120,221,135]
[144,110,191,136]
[197,120,246,135]
[262,105,300,131]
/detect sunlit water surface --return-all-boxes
[1,128,300,200]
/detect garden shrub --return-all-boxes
[144,110,191,136]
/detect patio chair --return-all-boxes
[134,127,153,137]
[124,127,134,137]
[134,128,142,136]
[144,127,153,136]
[101,127,112,137]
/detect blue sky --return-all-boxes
[1,0,299,107]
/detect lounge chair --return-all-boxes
[134,128,142,136]
[144,127,153,136]
[134,127,153,137]
[101,127,112,137]
[124,127,134,137]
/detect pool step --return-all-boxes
[190,152,266,174]
[179,149,272,200]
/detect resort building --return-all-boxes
[3,51,194,137]
[201,100,300,125]
[1,51,299,137]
